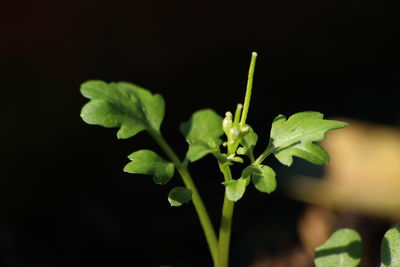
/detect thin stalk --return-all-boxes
[233,104,243,127]
[148,129,219,266]
[227,104,244,156]
[240,52,258,128]
[248,150,256,164]
[218,163,235,267]
[254,142,274,165]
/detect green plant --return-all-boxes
[314,224,400,267]
[80,52,349,267]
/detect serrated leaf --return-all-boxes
[180,109,224,162]
[168,186,192,207]
[242,165,276,193]
[124,150,174,185]
[315,228,362,267]
[270,111,348,166]
[238,125,258,160]
[223,177,250,201]
[380,224,400,267]
[80,80,165,139]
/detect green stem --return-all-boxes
[254,142,274,165]
[227,104,244,156]
[248,150,256,164]
[240,52,258,128]
[148,129,219,266]
[218,163,235,267]
[233,104,243,127]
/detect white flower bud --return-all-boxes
[229,127,240,141]
[223,111,233,135]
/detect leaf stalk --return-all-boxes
[148,128,220,265]
[254,142,274,165]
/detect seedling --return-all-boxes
[80,52,359,266]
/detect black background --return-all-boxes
[1,1,400,266]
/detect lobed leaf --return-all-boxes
[242,165,276,194]
[314,228,362,267]
[168,186,192,207]
[270,111,348,166]
[80,80,165,139]
[180,109,224,162]
[381,224,400,267]
[124,149,174,185]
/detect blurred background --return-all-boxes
[1,1,400,266]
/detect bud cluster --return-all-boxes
[222,104,250,157]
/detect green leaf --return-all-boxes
[315,228,362,267]
[381,224,400,267]
[180,109,224,162]
[270,111,348,166]
[223,177,250,201]
[237,125,258,160]
[80,80,165,139]
[168,186,192,207]
[184,139,219,162]
[242,165,276,193]
[123,150,174,185]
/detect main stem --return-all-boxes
[218,163,235,267]
[148,129,219,265]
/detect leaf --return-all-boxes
[124,150,174,185]
[80,80,165,139]
[242,165,276,193]
[237,125,258,160]
[380,224,400,267]
[223,177,250,201]
[180,109,224,161]
[314,228,362,267]
[184,140,219,162]
[168,186,192,207]
[269,111,348,166]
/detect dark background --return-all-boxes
[1,1,400,266]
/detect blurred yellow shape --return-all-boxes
[287,119,400,220]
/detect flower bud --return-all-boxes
[229,127,240,141]
[222,111,233,135]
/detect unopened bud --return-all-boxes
[229,127,240,141]
[222,111,233,135]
